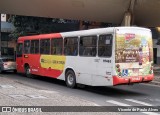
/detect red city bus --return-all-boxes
[16,27,154,88]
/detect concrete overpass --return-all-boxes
[0,0,160,27]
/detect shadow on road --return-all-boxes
[2,72,147,98]
[83,85,146,98]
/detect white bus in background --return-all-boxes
[17,27,154,88]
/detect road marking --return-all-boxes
[0,85,14,88]
[39,90,58,93]
[93,103,101,106]
[106,100,159,115]
[9,94,28,99]
[125,99,152,106]
[142,112,160,115]
[27,95,47,99]
[107,100,131,106]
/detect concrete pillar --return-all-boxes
[121,0,136,26]
[0,14,1,56]
[121,11,132,26]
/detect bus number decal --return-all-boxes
[103,59,111,63]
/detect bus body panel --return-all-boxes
[17,33,63,77]
[113,27,154,85]
[16,57,24,72]
[16,27,154,86]
[60,29,115,86]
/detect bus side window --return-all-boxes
[51,38,63,55]
[64,37,78,56]
[40,39,50,54]
[79,36,97,57]
[24,40,30,54]
[98,35,112,57]
[31,40,39,54]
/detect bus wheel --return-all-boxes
[65,70,76,88]
[0,68,3,74]
[25,66,32,78]
[13,70,17,73]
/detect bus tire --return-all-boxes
[65,70,76,88]
[0,68,3,74]
[25,65,32,78]
[13,70,17,73]
[77,84,85,88]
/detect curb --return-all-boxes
[148,81,160,86]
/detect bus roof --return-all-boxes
[18,33,62,41]
[18,27,151,41]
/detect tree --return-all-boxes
[8,15,79,40]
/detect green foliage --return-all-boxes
[9,15,55,39]
[8,15,79,40]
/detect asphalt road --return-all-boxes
[0,72,160,115]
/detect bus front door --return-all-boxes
[16,43,24,72]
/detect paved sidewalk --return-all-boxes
[0,76,119,115]
[151,65,160,86]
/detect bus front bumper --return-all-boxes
[113,74,154,86]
